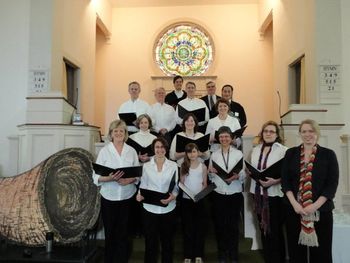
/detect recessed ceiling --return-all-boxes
[110,0,258,8]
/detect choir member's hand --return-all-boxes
[259,177,278,188]
[208,166,217,174]
[225,172,239,183]
[303,203,318,215]
[245,168,251,176]
[117,177,136,186]
[106,170,124,182]
[160,193,175,205]
[292,202,307,215]
[136,193,144,202]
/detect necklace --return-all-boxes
[221,148,230,170]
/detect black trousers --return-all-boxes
[212,192,243,261]
[255,195,286,263]
[101,196,131,263]
[143,209,177,263]
[285,208,333,263]
[181,198,206,259]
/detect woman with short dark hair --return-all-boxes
[208,126,244,263]
[136,137,179,263]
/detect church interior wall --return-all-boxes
[0,1,30,177]
[270,0,315,113]
[101,3,274,135]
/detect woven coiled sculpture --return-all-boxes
[0,148,100,246]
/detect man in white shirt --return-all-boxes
[118,81,150,133]
[148,87,176,144]
[176,81,210,133]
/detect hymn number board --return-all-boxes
[29,69,49,94]
[319,65,341,104]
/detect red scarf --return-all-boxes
[298,144,319,247]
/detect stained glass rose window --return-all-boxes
[155,24,214,76]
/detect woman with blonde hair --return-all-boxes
[281,119,339,263]
[93,119,139,263]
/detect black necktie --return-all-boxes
[209,95,214,110]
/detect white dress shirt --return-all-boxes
[176,98,210,126]
[248,142,288,197]
[148,102,176,133]
[93,142,140,201]
[175,90,185,98]
[209,147,244,195]
[118,98,150,132]
[140,157,179,214]
[169,132,210,167]
[205,115,241,152]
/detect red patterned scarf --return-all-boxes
[298,144,319,247]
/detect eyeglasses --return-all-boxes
[263,130,277,134]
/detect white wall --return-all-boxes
[0,0,113,176]
[0,1,30,176]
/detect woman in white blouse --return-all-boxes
[129,114,157,163]
[136,137,179,263]
[206,98,241,152]
[248,121,288,263]
[208,126,244,263]
[93,120,139,263]
[170,113,210,167]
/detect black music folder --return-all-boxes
[179,182,216,202]
[214,126,247,142]
[139,189,170,207]
[176,134,210,153]
[118,112,137,126]
[212,158,243,184]
[177,104,206,122]
[126,138,154,156]
[244,158,284,182]
[140,172,176,207]
[92,163,142,178]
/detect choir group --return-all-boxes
[93,76,339,263]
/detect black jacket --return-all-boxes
[228,101,246,127]
[165,90,187,109]
[200,95,221,119]
[281,145,339,212]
